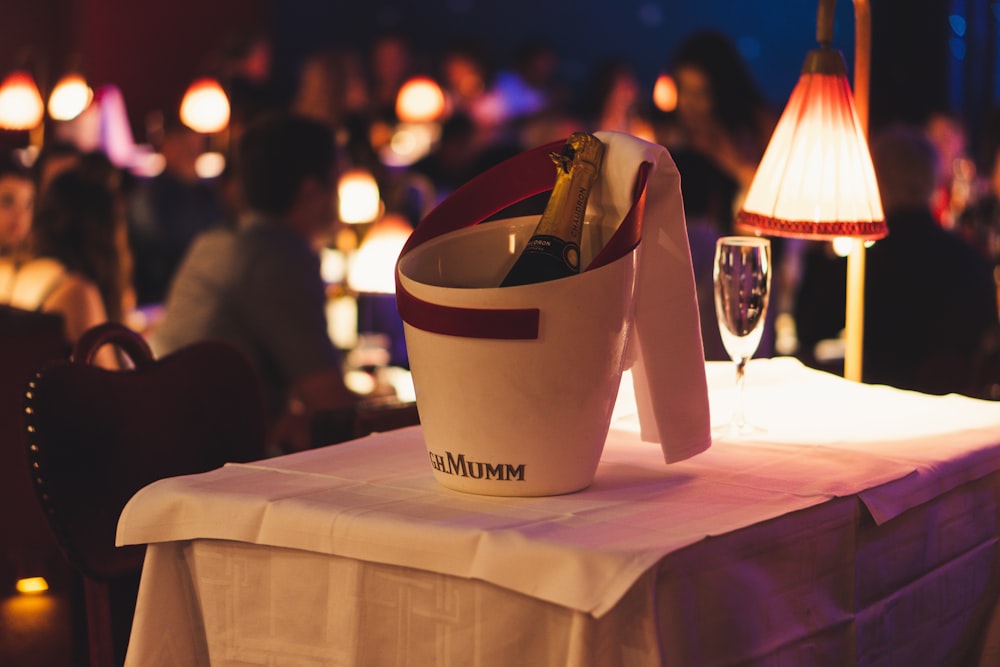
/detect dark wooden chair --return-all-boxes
[0,306,72,592]
[23,322,268,667]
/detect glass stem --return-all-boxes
[732,357,748,431]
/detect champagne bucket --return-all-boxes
[396,140,649,496]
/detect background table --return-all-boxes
[118,359,1000,666]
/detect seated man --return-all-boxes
[863,123,999,394]
[153,113,359,451]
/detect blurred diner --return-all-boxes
[0,165,132,369]
[863,123,999,395]
[657,29,781,361]
[126,111,229,306]
[0,153,34,257]
[151,112,363,453]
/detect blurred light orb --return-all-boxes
[0,71,45,130]
[347,213,411,294]
[396,76,445,124]
[380,122,438,167]
[652,73,677,113]
[180,78,230,134]
[320,247,347,284]
[48,73,93,121]
[16,577,49,595]
[194,151,226,179]
[832,237,876,257]
[338,169,381,224]
[133,152,167,178]
[344,369,377,394]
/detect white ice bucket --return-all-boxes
[396,141,649,496]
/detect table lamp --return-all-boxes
[736,0,887,381]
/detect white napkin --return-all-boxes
[592,131,712,463]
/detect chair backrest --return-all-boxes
[23,322,268,580]
[0,305,71,587]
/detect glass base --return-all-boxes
[712,420,766,440]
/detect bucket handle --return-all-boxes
[397,137,650,340]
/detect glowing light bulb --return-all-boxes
[347,214,411,294]
[396,76,445,124]
[179,78,230,134]
[338,169,381,224]
[48,73,93,121]
[16,577,49,595]
[194,151,226,179]
[0,71,45,130]
[652,73,677,113]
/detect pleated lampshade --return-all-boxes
[736,48,887,240]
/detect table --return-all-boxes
[117,358,1000,666]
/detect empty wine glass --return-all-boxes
[713,236,771,437]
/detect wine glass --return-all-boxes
[713,236,771,437]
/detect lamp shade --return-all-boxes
[737,48,886,240]
[0,71,45,130]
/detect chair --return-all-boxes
[23,322,268,667]
[0,306,72,591]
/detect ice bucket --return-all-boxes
[396,139,648,496]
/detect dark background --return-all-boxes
[0,0,994,164]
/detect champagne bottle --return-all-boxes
[500,132,605,287]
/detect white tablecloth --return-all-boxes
[118,359,1000,665]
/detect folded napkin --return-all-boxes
[592,131,712,463]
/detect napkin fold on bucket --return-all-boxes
[591,131,712,463]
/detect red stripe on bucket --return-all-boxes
[394,133,651,341]
[396,284,540,340]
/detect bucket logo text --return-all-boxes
[429,450,525,481]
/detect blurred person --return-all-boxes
[33,140,82,195]
[292,46,382,183]
[409,112,482,205]
[218,29,280,131]
[491,40,560,126]
[78,149,139,322]
[368,32,415,122]
[293,47,371,132]
[440,40,509,148]
[863,123,998,394]
[956,107,1000,265]
[127,113,228,305]
[152,113,361,452]
[580,58,655,141]
[0,167,132,368]
[925,110,974,230]
[661,29,776,224]
[659,31,780,359]
[0,153,35,257]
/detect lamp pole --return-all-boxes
[835,0,872,382]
